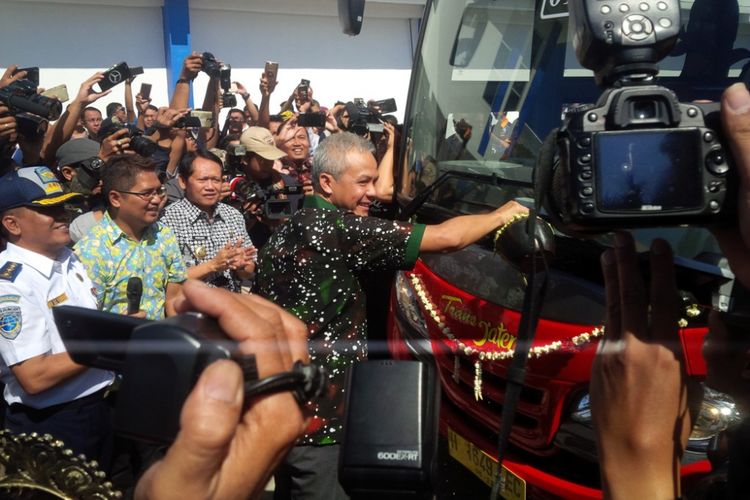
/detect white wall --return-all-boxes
[0,0,423,122]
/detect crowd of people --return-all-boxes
[2,49,750,500]
[0,53,526,499]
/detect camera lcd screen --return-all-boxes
[595,130,703,212]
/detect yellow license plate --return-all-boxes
[447,427,526,500]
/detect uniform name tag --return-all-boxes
[47,293,68,308]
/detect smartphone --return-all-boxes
[14,66,39,86]
[371,98,397,114]
[191,110,214,128]
[97,62,130,92]
[265,61,279,86]
[129,66,144,76]
[298,79,310,100]
[139,83,152,100]
[41,84,69,103]
[297,112,326,128]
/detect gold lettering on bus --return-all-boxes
[476,321,517,351]
[439,295,517,351]
[441,295,477,326]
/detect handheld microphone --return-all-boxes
[126,277,143,315]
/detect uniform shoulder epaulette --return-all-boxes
[0,262,22,282]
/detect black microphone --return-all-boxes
[126,277,143,315]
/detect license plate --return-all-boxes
[447,427,526,500]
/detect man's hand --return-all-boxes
[136,93,152,115]
[0,106,17,143]
[0,65,26,89]
[99,128,132,160]
[180,53,203,82]
[324,109,340,134]
[210,241,243,273]
[715,82,750,288]
[156,107,190,129]
[234,81,250,101]
[591,232,693,500]
[134,279,308,500]
[75,72,111,105]
[259,73,276,98]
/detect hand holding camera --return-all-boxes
[0,106,17,142]
[126,279,310,500]
[99,127,133,160]
[0,66,26,90]
[180,52,204,82]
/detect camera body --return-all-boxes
[99,122,158,157]
[202,52,237,108]
[232,177,302,219]
[553,87,732,231]
[346,99,385,136]
[541,0,735,233]
[0,78,62,129]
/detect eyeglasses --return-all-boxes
[116,185,167,200]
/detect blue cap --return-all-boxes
[0,167,83,212]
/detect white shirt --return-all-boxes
[0,243,113,408]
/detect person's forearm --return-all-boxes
[187,261,219,280]
[11,352,87,395]
[171,80,191,110]
[420,204,523,253]
[125,83,136,123]
[599,452,681,500]
[258,94,271,128]
[202,78,219,112]
[374,148,395,202]
[245,98,259,124]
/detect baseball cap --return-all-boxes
[0,167,83,212]
[240,127,286,160]
[55,138,100,167]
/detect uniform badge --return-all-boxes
[0,304,22,340]
[47,293,68,308]
[0,262,22,282]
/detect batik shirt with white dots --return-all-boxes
[254,195,425,445]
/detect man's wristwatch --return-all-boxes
[89,157,105,171]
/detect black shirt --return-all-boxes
[254,195,425,444]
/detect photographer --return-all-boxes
[239,126,303,249]
[276,119,313,195]
[590,83,750,499]
[54,138,106,242]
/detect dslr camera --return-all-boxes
[99,121,158,158]
[0,77,62,137]
[202,52,237,108]
[540,0,734,234]
[223,144,246,178]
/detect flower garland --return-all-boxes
[409,273,605,400]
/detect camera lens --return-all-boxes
[632,100,657,120]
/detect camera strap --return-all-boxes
[490,131,557,499]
